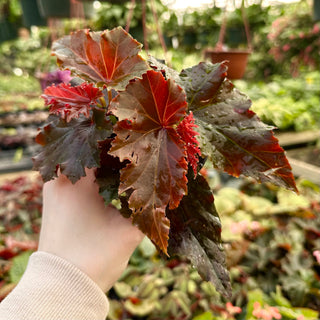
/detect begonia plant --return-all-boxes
[32,27,297,298]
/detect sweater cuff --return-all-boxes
[0,251,109,320]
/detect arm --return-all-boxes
[0,170,144,320]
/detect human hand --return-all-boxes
[38,169,144,292]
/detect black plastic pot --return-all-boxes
[20,0,46,27]
[314,0,320,21]
[37,0,70,18]
[0,18,18,43]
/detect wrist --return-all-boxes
[0,252,109,320]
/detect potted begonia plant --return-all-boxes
[33,27,297,298]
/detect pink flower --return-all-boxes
[230,221,248,234]
[282,44,291,52]
[268,306,282,320]
[252,301,282,320]
[313,24,320,34]
[226,302,242,315]
[230,221,262,235]
[305,45,312,53]
[297,315,305,320]
[313,250,320,264]
[250,221,261,231]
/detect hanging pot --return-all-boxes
[226,26,247,47]
[204,49,251,79]
[205,0,252,79]
[20,0,46,27]
[37,0,71,18]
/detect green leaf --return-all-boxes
[113,282,134,299]
[148,55,181,82]
[192,311,214,320]
[9,251,33,284]
[278,306,319,320]
[124,298,156,317]
[33,108,113,183]
[167,173,231,299]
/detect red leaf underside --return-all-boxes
[167,172,231,299]
[177,112,201,175]
[43,82,103,122]
[109,70,189,253]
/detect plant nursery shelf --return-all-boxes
[275,130,320,184]
[275,130,320,148]
[286,156,320,185]
[0,151,33,174]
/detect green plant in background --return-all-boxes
[104,176,320,319]
[222,4,271,49]
[245,1,319,80]
[234,71,320,131]
[0,0,21,23]
[0,172,319,319]
[0,0,21,43]
[0,27,54,76]
[268,3,320,77]
[173,5,222,51]
[92,0,169,48]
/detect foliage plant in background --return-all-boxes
[234,71,320,132]
[32,27,298,298]
[268,8,320,76]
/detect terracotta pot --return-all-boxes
[204,49,251,79]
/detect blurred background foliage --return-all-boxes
[0,0,319,319]
[0,0,319,79]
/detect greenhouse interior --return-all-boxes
[0,0,320,319]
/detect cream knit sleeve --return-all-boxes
[0,251,109,320]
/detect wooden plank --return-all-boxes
[287,157,320,185]
[276,130,320,147]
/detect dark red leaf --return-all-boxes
[109,70,189,253]
[52,27,149,89]
[0,248,16,260]
[179,62,297,192]
[95,138,127,205]
[43,82,103,122]
[167,172,231,299]
[33,108,113,183]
